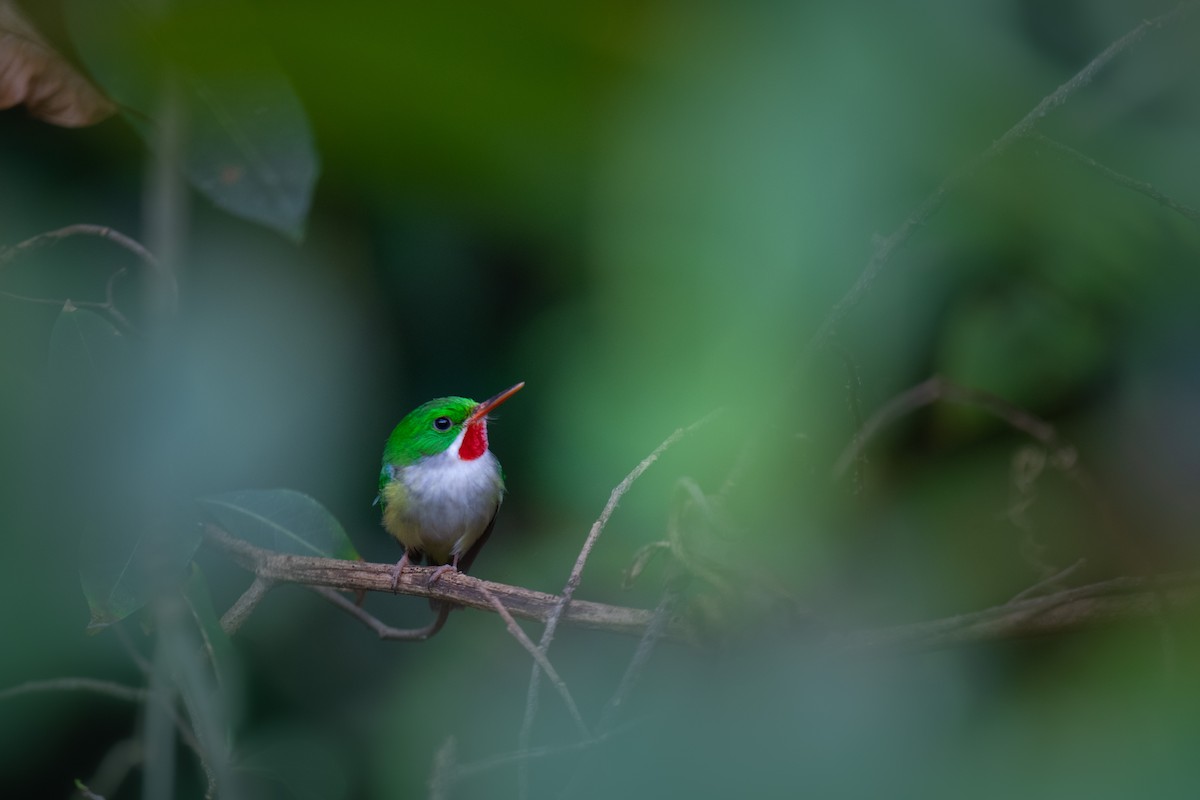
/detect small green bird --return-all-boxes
[378,382,524,590]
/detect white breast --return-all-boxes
[394,430,505,562]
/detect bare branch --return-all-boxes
[517,412,717,795]
[0,224,172,335]
[0,224,161,274]
[217,576,274,635]
[833,375,1129,565]
[833,375,1072,480]
[202,524,681,640]
[202,521,1200,653]
[838,573,1200,652]
[0,221,175,331]
[476,583,591,740]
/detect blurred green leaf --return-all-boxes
[62,0,318,240]
[47,302,128,382]
[938,286,1107,417]
[180,69,318,241]
[198,489,359,559]
[79,510,203,632]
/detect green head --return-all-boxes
[381,382,524,467]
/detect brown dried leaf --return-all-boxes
[0,0,114,127]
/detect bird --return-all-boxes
[377,382,524,602]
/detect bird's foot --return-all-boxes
[426,563,459,587]
[390,553,412,593]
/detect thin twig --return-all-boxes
[1007,558,1087,604]
[839,573,1199,652]
[1025,131,1200,224]
[477,584,591,740]
[598,587,678,733]
[558,411,721,620]
[181,590,225,692]
[310,586,450,641]
[517,412,717,796]
[0,224,165,335]
[833,376,1065,479]
[553,590,681,800]
[832,375,1130,560]
[0,677,149,704]
[218,576,275,635]
[113,622,210,762]
[0,224,160,272]
[0,673,214,786]
[830,374,1180,668]
[806,2,1198,353]
[0,291,137,336]
[428,736,457,800]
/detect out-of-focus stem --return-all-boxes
[142,69,186,328]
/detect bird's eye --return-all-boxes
[433,416,452,431]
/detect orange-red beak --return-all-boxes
[467,381,524,425]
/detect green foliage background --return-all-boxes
[3,0,1200,797]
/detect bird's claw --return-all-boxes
[426,563,458,587]
[390,553,412,593]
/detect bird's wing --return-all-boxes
[376,464,398,508]
[455,503,500,575]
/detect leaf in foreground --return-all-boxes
[198,488,360,560]
[62,0,319,240]
[0,0,115,126]
[79,511,203,631]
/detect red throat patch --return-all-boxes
[459,421,488,461]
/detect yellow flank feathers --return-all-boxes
[381,480,422,551]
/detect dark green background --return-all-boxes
[3,1,1200,797]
